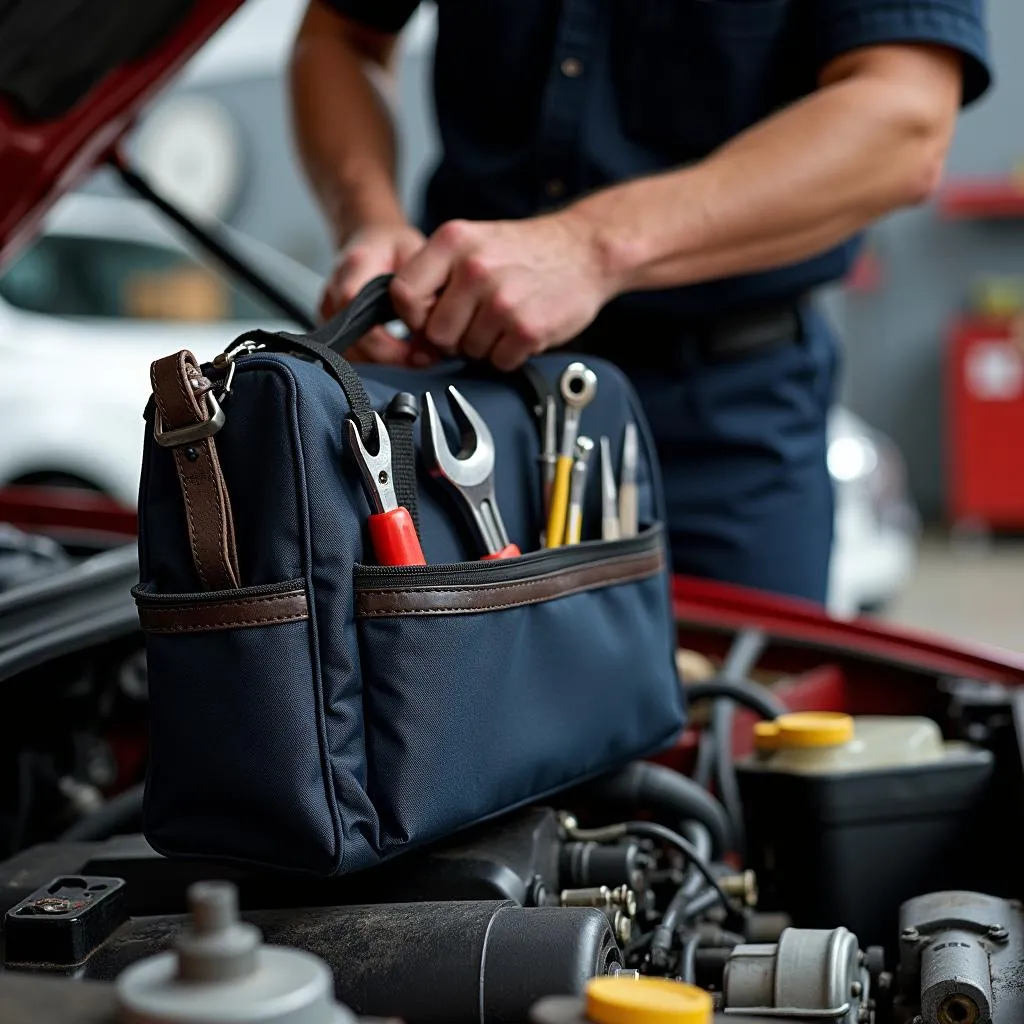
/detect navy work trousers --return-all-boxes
[576,304,840,605]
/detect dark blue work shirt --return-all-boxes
[324,0,991,318]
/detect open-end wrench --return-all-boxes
[546,362,598,548]
[346,412,426,566]
[422,385,521,560]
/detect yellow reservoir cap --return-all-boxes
[756,711,855,750]
[585,977,712,1024]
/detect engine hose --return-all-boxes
[681,887,721,921]
[648,822,712,967]
[685,677,784,721]
[572,761,732,855]
[59,782,144,841]
[706,630,771,859]
[679,931,702,983]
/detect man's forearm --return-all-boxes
[289,2,405,248]
[568,45,962,295]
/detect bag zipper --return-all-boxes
[134,578,305,604]
[355,525,661,590]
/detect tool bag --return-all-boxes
[134,276,685,876]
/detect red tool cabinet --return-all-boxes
[948,316,1024,529]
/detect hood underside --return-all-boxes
[0,0,244,269]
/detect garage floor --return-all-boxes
[882,533,1024,653]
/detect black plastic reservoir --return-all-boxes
[736,713,993,951]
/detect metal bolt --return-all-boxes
[987,924,1009,942]
[610,885,638,919]
[851,981,863,998]
[32,897,72,914]
[561,886,612,910]
[378,470,388,486]
[185,447,199,462]
[720,870,759,907]
[610,967,640,980]
[613,910,632,946]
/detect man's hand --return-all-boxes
[321,223,427,364]
[389,212,617,372]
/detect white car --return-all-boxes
[0,193,320,506]
[827,407,919,616]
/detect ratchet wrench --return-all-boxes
[546,362,598,548]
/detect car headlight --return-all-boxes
[827,434,878,484]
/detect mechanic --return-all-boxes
[289,0,990,603]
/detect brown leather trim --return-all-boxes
[356,548,664,618]
[136,587,308,634]
[150,351,240,591]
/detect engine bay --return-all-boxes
[2,660,1022,1024]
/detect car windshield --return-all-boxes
[0,234,276,321]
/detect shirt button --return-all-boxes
[545,179,567,199]
[560,57,584,78]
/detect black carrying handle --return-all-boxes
[225,274,557,534]
[226,275,422,526]
[310,273,554,422]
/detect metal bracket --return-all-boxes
[153,392,225,448]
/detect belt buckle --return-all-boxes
[153,392,225,448]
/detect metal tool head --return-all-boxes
[346,412,396,514]
[600,437,617,501]
[560,362,598,410]
[422,385,496,487]
[621,422,638,483]
[573,435,595,465]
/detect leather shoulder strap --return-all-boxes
[150,351,241,591]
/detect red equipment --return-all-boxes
[948,316,1024,529]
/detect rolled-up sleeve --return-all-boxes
[319,0,421,34]
[815,0,992,105]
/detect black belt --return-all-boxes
[566,299,805,374]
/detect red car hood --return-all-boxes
[0,0,245,269]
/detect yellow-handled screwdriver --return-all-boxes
[546,362,598,547]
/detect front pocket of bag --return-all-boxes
[133,579,341,875]
[354,526,684,857]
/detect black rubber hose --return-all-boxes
[575,762,732,855]
[681,887,721,921]
[706,630,771,858]
[685,676,784,721]
[649,822,712,967]
[59,782,144,842]
[694,728,716,790]
[679,931,702,983]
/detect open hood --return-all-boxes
[0,0,246,270]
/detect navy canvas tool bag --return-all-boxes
[134,275,686,876]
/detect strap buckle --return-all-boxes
[153,391,225,448]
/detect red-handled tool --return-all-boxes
[346,413,426,566]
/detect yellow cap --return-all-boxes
[753,720,780,752]
[756,711,854,750]
[585,977,712,1024]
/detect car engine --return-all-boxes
[1,621,1022,1024]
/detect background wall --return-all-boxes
[100,0,1021,522]
[836,0,1023,518]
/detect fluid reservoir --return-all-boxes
[736,713,993,951]
[531,975,713,1024]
